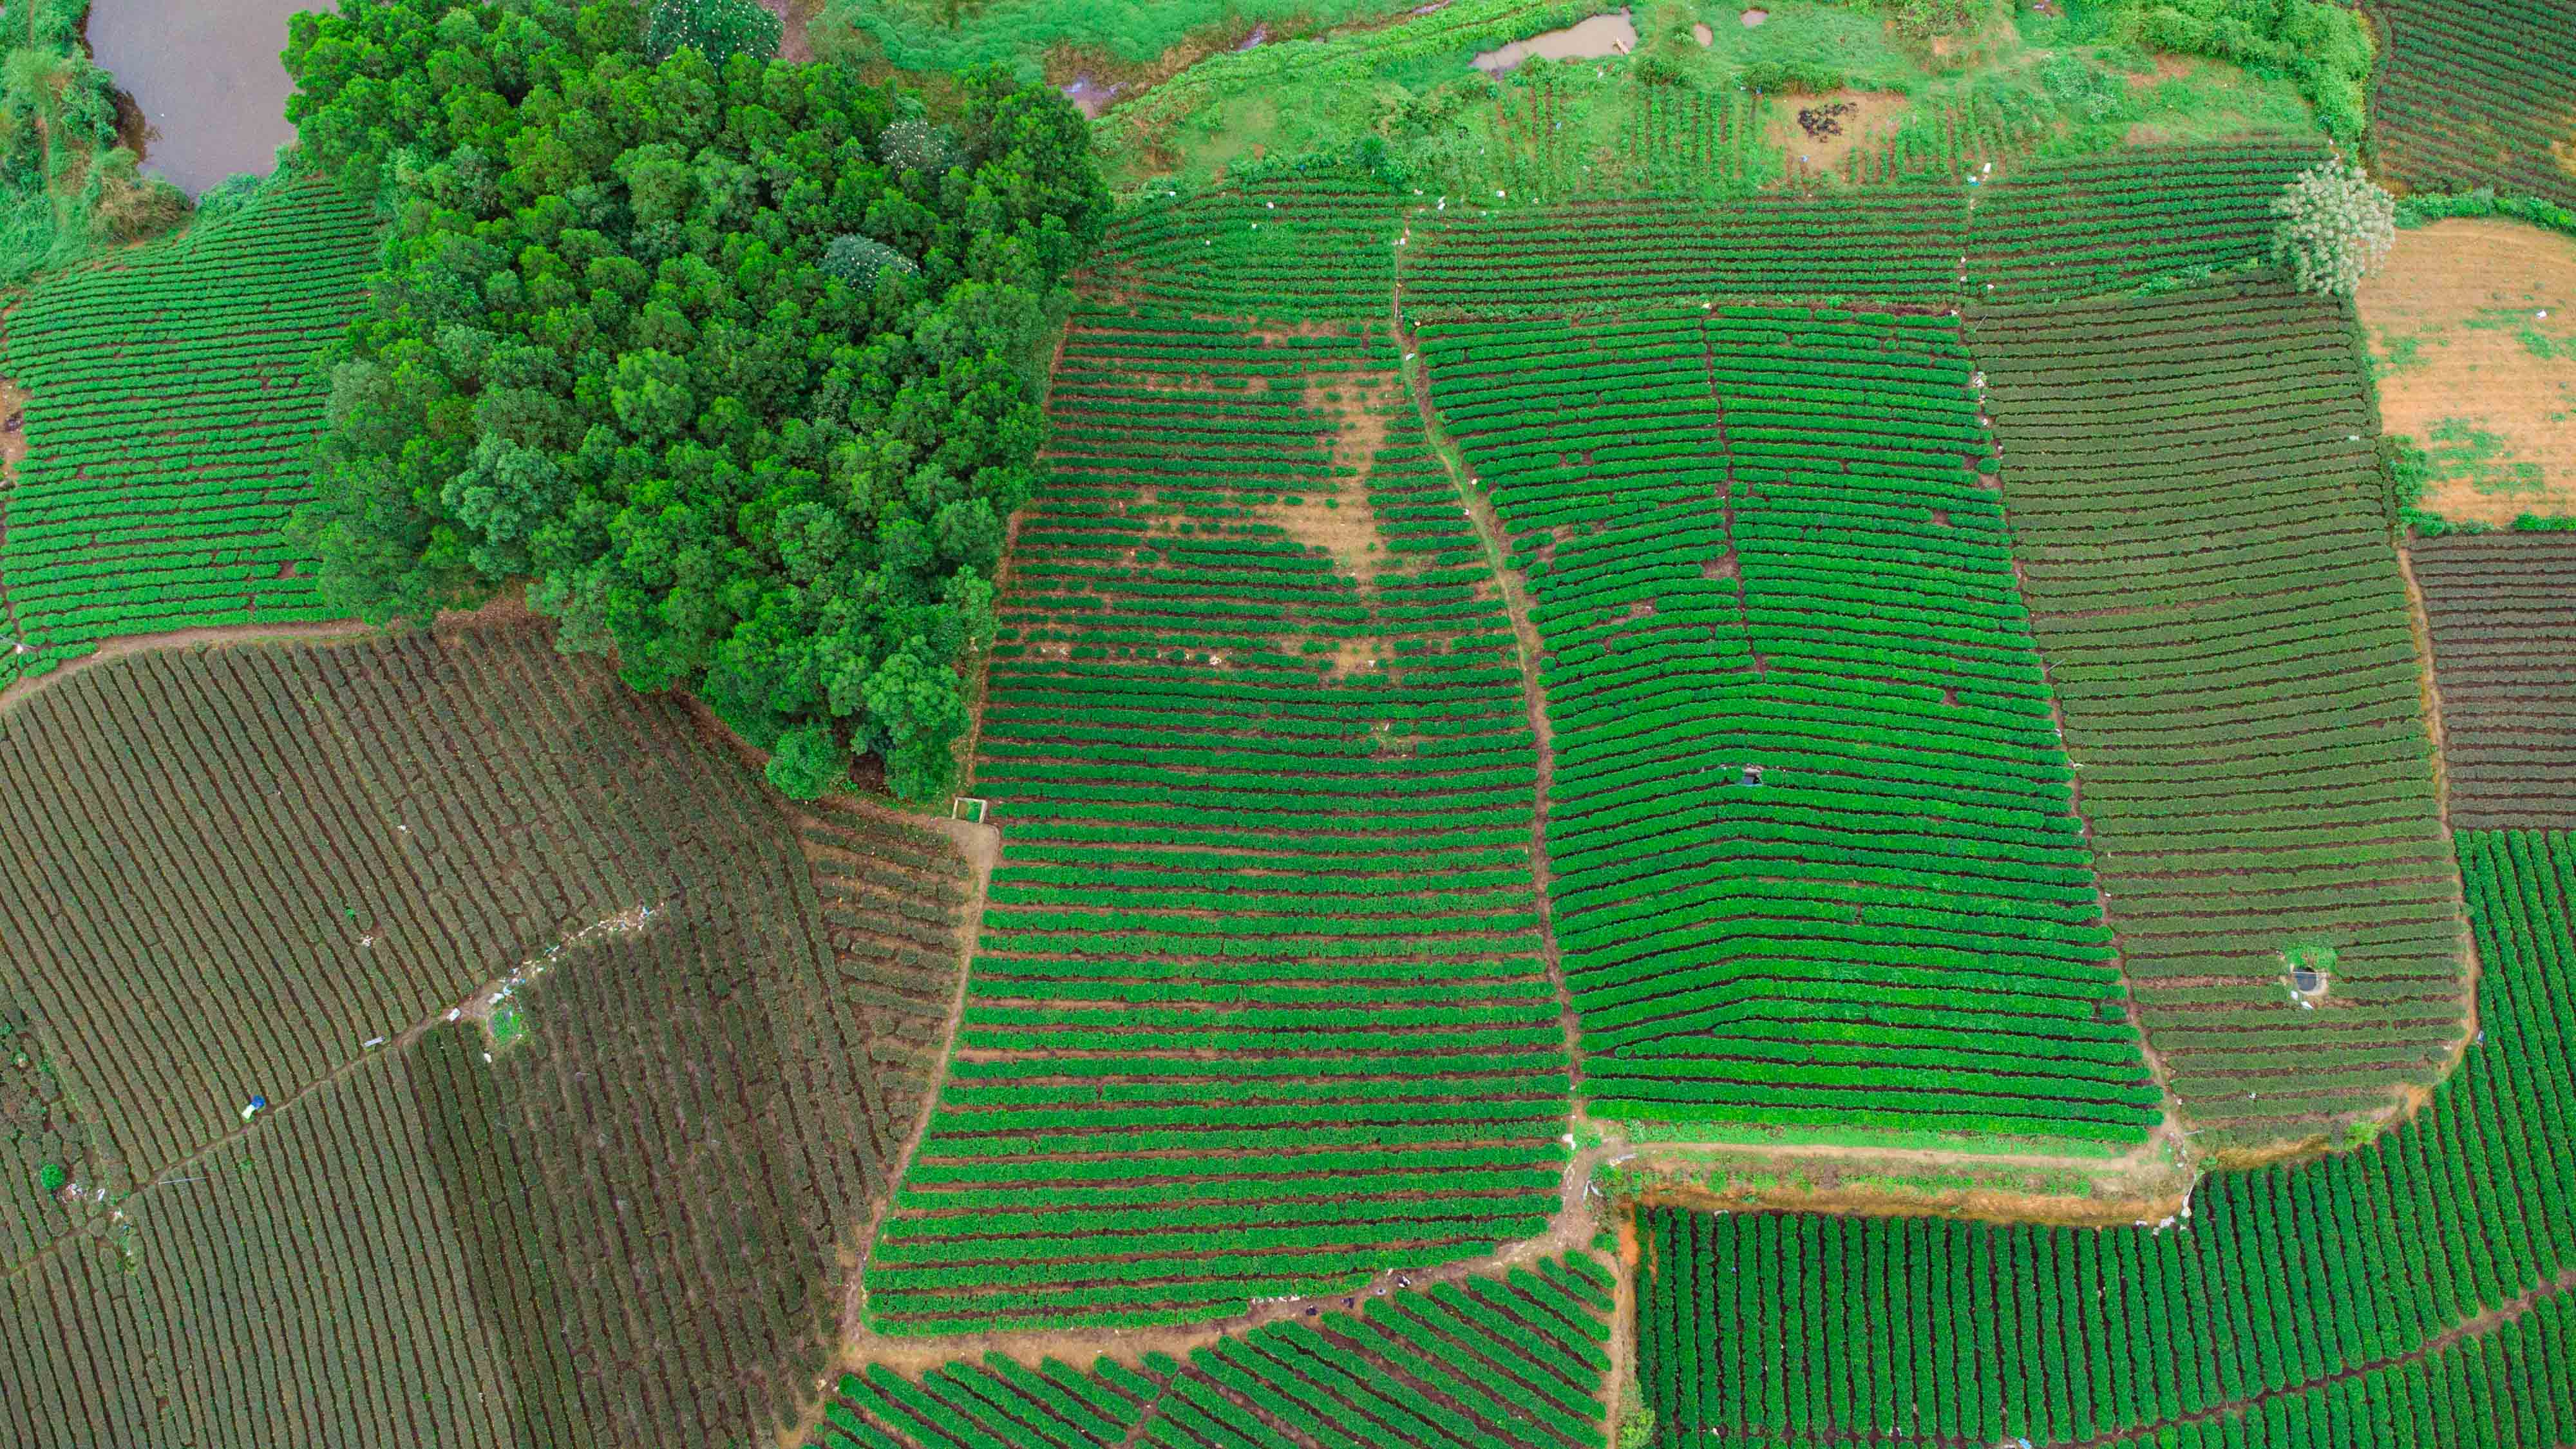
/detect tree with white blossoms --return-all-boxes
[2271,156,2396,296]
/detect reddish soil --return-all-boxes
[1765,88,1914,184]
[2361,218,2576,524]
[2391,542,2485,1080]
[757,0,811,62]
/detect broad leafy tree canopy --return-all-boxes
[282,0,1108,798]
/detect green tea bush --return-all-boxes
[1637,828,2575,1445]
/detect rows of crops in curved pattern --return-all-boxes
[1635,826,2576,1448]
[1970,280,2465,1146]
[2362,0,2576,209]
[823,1253,1616,1449]
[1395,141,2326,319]
[1417,305,2155,1143]
[0,179,374,690]
[860,305,1569,1334]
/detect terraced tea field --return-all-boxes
[1403,191,1967,315]
[1636,826,2576,1446]
[1971,279,2467,1146]
[1417,307,2155,1145]
[1965,142,2324,304]
[0,623,972,1449]
[1398,142,2324,319]
[2362,0,2576,209]
[2412,533,2576,829]
[860,306,1571,1334]
[15,12,2576,1437]
[828,1253,1616,1448]
[0,178,374,691]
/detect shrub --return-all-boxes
[820,234,916,289]
[642,0,781,65]
[1739,60,1849,94]
[2109,0,2371,144]
[37,1161,66,1193]
[2272,157,2394,296]
[878,117,959,175]
[766,723,851,800]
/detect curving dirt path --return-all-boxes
[813,1137,1623,1383]
[831,800,998,1345]
[1388,285,1584,1089]
[0,905,663,1284]
[0,618,384,717]
[2394,540,2486,1081]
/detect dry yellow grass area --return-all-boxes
[2358,218,2576,525]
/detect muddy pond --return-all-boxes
[1472,9,1636,75]
[87,0,330,195]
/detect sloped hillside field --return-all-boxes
[0,178,373,691]
[828,1252,1617,1448]
[1636,826,2576,1447]
[2412,533,2576,828]
[862,297,1573,1334]
[2362,0,2576,209]
[1417,307,2155,1144]
[0,623,972,1449]
[1971,279,2466,1144]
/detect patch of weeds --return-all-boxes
[2036,52,2133,125]
[2427,415,2545,497]
[488,1005,529,1052]
[1615,1383,1657,1448]
[2372,329,2429,377]
[2465,305,2575,360]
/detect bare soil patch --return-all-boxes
[1766,88,1913,182]
[2124,53,2197,93]
[0,379,28,482]
[2359,218,2576,525]
[756,0,815,62]
[1271,371,1396,576]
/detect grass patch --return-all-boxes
[1086,0,2321,194]
[2425,414,2546,497]
[826,0,1423,75]
[2372,327,2430,377]
[1615,1117,2134,1159]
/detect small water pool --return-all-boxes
[86,0,333,195]
[1472,9,1637,75]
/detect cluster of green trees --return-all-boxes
[281,0,1108,799]
[2100,0,2373,146]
